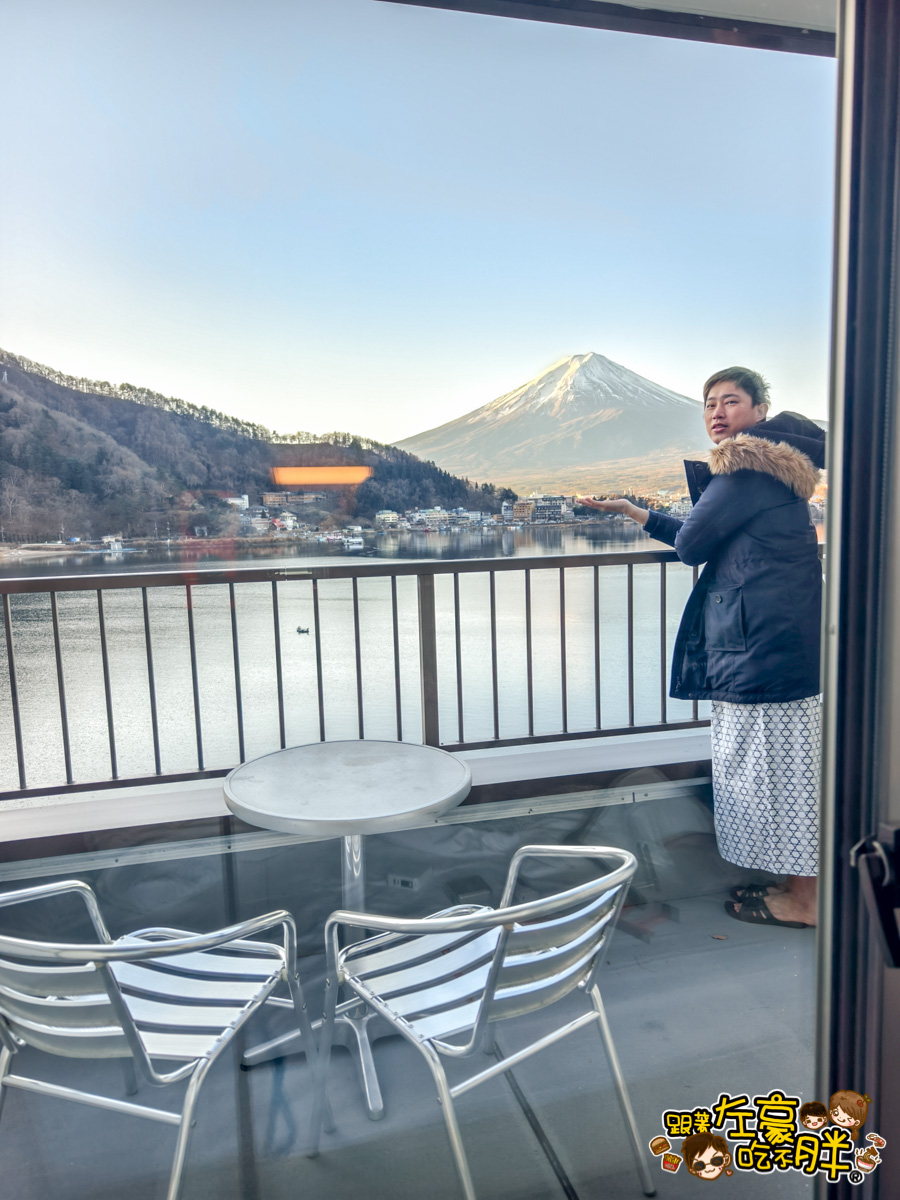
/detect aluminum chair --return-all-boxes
[309,844,655,1199]
[0,879,320,1200]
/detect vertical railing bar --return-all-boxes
[524,569,534,738]
[141,588,162,775]
[271,581,286,750]
[96,590,118,780]
[660,563,667,725]
[50,592,74,786]
[453,573,464,744]
[312,579,326,741]
[352,577,365,739]
[185,584,204,770]
[417,573,441,746]
[2,594,27,790]
[391,576,403,741]
[489,571,499,740]
[559,567,568,734]
[626,564,635,727]
[692,564,700,721]
[228,582,245,763]
[593,564,602,730]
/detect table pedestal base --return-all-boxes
[242,1007,392,1121]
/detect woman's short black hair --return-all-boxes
[703,366,771,409]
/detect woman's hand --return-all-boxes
[576,495,650,527]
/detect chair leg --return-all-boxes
[307,971,338,1157]
[285,969,334,1136]
[0,1045,11,1124]
[120,1057,139,1096]
[166,1058,213,1200]
[420,1044,478,1200]
[590,986,656,1197]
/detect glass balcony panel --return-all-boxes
[0,787,814,1199]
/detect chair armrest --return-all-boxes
[0,909,300,969]
[113,910,300,970]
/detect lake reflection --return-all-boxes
[0,521,668,579]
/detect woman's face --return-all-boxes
[831,1106,856,1128]
[704,380,766,444]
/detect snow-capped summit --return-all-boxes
[395,353,708,480]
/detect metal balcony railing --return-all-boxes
[0,551,713,799]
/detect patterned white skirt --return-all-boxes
[710,696,820,876]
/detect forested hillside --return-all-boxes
[0,350,510,539]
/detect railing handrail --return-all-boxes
[0,549,684,593]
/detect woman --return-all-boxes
[580,367,825,928]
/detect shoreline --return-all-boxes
[2,517,825,563]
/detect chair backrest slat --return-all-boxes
[397,941,601,1041]
[2,1011,130,1058]
[372,960,491,1022]
[476,883,624,1025]
[345,927,491,979]
[505,886,620,954]
[362,914,609,1023]
[490,942,598,1022]
[0,982,116,1029]
[0,957,105,997]
[500,909,615,989]
[353,929,500,997]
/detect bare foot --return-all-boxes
[763,891,817,925]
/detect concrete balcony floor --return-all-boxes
[0,786,816,1199]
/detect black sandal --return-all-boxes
[724,896,812,929]
[728,882,782,902]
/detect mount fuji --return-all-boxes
[394,353,710,488]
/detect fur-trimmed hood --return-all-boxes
[708,433,820,501]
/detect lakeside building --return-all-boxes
[410,507,451,526]
[529,494,575,522]
[262,491,327,507]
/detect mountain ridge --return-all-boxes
[0,350,510,540]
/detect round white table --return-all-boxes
[223,740,472,1118]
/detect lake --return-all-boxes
[0,523,706,792]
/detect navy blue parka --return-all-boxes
[643,414,825,703]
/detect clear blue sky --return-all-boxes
[0,0,837,442]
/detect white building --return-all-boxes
[530,494,570,522]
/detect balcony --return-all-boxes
[0,553,815,1199]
